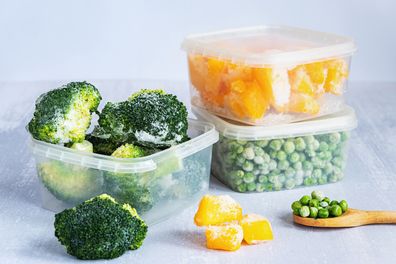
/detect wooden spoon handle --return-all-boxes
[364,210,396,224]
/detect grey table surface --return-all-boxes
[0,80,395,264]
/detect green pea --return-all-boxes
[329,132,341,144]
[312,140,320,151]
[285,179,296,189]
[254,184,264,192]
[330,205,343,217]
[256,140,269,147]
[318,176,328,185]
[306,149,316,158]
[242,147,255,160]
[253,156,265,164]
[236,183,247,192]
[269,139,282,151]
[269,160,277,170]
[328,174,339,183]
[262,153,271,163]
[311,190,324,201]
[253,146,265,156]
[283,140,296,154]
[339,200,348,212]
[323,163,333,174]
[299,153,306,162]
[309,207,319,218]
[293,161,303,170]
[285,167,296,177]
[277,151,287,161]
[273,181,283,191]
[318,208,329,218]
[295,137,306,151]
[299,195,311,205]
[246,182,256,192]
[302,161,313,171]
[319,201,329,208]
[237,139,247,145]
[278,160,289,170]
[303,177,314,186]
[304,135,315,144]
[309,199,319,208]
[323,197,330,204]
[236,156,245,166]
[328,142,338,151]
[341,131,349,142]
[269,150,277,159]
[299,206,310,217]
[264,183,273,191]
[258,175,268,183]
[312,169,322,178]
[242,161,254,172]
[289,152,300,163]
[330,200,339,206]
[319,141,329,151]
[243,172,256,183]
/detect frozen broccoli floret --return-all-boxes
[85,133,121,155]
[54,194,148,260]
[111,143,147,158]
[28,81,101,144]
[93,101,134,144]
[128,89,188,148]
[104,171,154,214]
[69,140,93,152]
[38,161,103,204]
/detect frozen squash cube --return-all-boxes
[194,195,243,226]
[240,214,274,244]
[206,223,243,251]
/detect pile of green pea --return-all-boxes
[291,190,348,218]
[212,131,350,192]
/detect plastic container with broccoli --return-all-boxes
[193,106,357,193]
[28,82,219,225]
[182,26,356,125]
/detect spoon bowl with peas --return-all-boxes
[293,208,396,228]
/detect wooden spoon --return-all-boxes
[293,208,396,228]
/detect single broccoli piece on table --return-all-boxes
[111,143,147,158]
[128,89,189,148]
[28,81,102,144]
[54,194,148,260]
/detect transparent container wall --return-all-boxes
[35,146,213,225]
[212,131,351,192]
[188,55,351,125]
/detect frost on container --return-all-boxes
[193,106,357,193]
[182,26,356,125]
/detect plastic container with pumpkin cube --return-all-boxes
[182,26,356,125]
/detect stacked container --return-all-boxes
[182,25,357,192]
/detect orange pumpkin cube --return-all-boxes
[240,214,274,244]
[206,224,243,251]
[194,195,243,226]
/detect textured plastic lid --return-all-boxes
[193,106,357,140]
[30,119,219,173]
[182,26,356,66]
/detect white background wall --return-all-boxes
[0,0,395,82]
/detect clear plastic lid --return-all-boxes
[30,119,219,173]
[182,26,356,66]
[192,106,357,140]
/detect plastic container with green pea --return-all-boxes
[193,106,357,193]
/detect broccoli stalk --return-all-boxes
[54,194,148,260]
[28,81,102,144]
